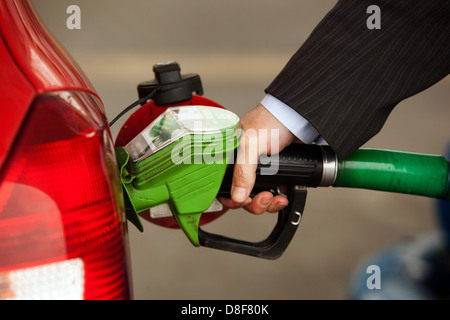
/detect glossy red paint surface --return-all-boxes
[0,36,35,170]
[0,0,97,96]
[0,0,100,169]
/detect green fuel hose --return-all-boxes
[334,149,450,200]
[221,145,450,201]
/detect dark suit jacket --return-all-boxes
[265,0,450,159]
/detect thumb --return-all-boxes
[231,130,259,203]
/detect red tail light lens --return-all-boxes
[0,91,131,299]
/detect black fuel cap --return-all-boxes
[137,61,203,106]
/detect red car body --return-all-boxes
[0,0,131,299]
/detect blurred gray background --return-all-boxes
[32,0,449,299]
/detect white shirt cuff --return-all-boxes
[260,94,325,144]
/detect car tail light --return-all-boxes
[0,91,131,299]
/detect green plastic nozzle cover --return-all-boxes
[116,106,240,246]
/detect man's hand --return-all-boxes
[219,104,299,214]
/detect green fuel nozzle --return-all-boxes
[116,105,449,259]
[116,105,240,246]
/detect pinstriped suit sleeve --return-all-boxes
[265,0,450,159]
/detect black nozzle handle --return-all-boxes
[199,186,307,260]
[199,144,336,259]
[218,144,336,198]
[254,143,335,190]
